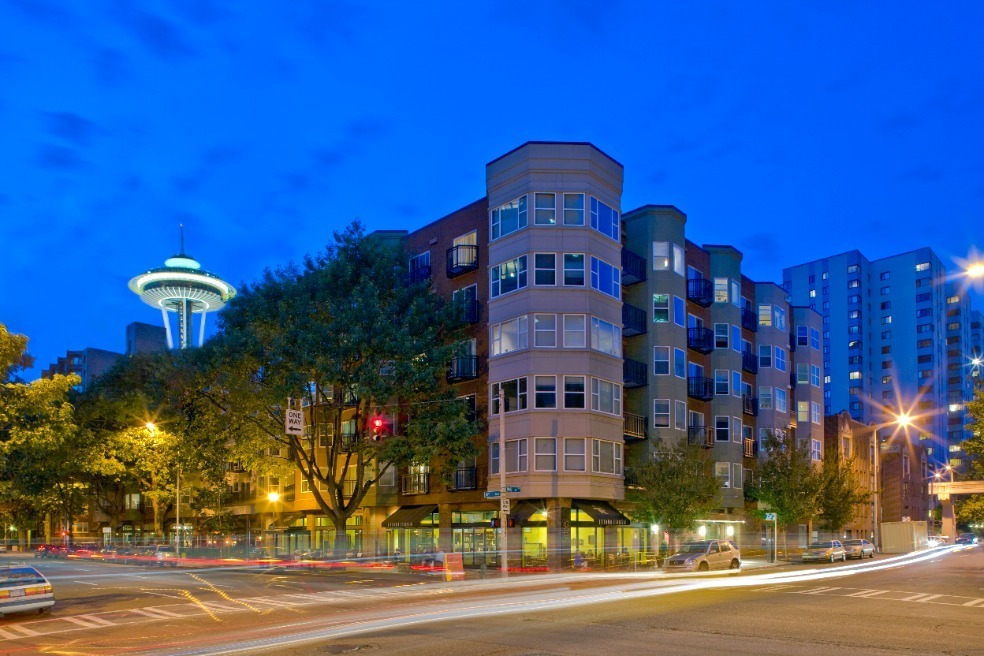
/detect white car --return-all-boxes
[663,540,741,572]
[0,566,55,617]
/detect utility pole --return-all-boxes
[498,388,508,578]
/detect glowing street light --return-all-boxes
[967,262,984,279]
[267,491,280,503]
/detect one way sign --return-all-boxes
[285,408,304,435]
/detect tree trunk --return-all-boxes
[331,514,351,559]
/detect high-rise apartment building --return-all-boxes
[784,248,954,467]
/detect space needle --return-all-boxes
[128,228,237,349]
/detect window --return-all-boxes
[917,339,932,349]
[591,318,621,357]
[674,348,686,378]
[917,354,932,364]
[797,326,808,346]
[812,402,821,424]
[715,462,731,487]
[675,400,687,430]
[732,417,742,443]
[505,438,528,473]
[797,363,810,385]
[592,440,622,475]
[882,375,892,384]
[847,264,860,274]
[811,365,821,387]
[534,193,556,225]
[850,310,862,320]
[564,376,586,408]
[673,296,685,326]
[917,323,934,334]
[881,286,891,295]
[534,376,556,409]
[758,344,772,368]
[948,321,961,331]
[491,255,528,298]
[822,271,829,280]
[534,437,556,471]
[810,328,820,350]
[775,347,787,372]
[715,369,729,395]
[591,378,622,415]
[715,416,729,442]
[915,261,930,272]
[732,325,741,352]
[491,378,527,414]
[809,289,816,298]
[774,306,786,331]
[590,197,620,241]
[916,292,931,303]
[732,371,742,398]
[811,439,822,461]
[534,253,556,285]
[590,257,621,299]
[881,315,893,325]
[564,315,586,347]
[654,346,671,375]
[848,325,861,335]
[714,277,729,302]
[673,245,685,276]
[881,301,892,310]
[758,304,772,327]
[882,330,892,339]
[775,388,787,412]
[733,463,744,489]
[731,280,740,307]
[797,401,809,423]
[848,294,861,305]
[491,316,528,356]
[409,251,430,277]
[563,193,584,225]
[533,314,556,347]
[490,195,527,240]
[564,438,586,471]
[653,241,670,270]
[715,323,729,349]
[880,271,890,280]
[563,253,585,286]
[654,399,670,427]
[759,386,772,409]
[653,294,670,323]
[848,279,860,288]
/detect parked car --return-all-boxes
[663,540,741,572]
[955,533,979,545]
[927,535,949,547]
[843,538,875,559]
[0,566,55,617]
[34,545,65,559]
[801,540,847,563]
[152,545,180,567]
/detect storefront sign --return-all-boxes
[445,552,465,581]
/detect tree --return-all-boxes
[625,441,719,549]
[816,452,871,534]
[957,382,984,525]
[198,222,479,556]
[0,324,33,384]
[745,429,824,556]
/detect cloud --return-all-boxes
[42,111,98,146]
[118,9,197,60]
[37,144,87,170]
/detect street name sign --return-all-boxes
[765,512,777,521]
[505,486,521,493]
[484,491,501,498]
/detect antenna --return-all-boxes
[179,224,185,254]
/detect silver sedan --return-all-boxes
[843,538,875,559]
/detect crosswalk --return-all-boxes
[752,584,984,609]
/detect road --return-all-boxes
[0,546,980,655]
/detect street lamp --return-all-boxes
[267,492,281,556]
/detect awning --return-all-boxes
[382,505,438,528]
[510,500,546,525]
[573,500,631,526]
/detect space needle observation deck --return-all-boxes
[128,242,237,349]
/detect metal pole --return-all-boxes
[175,468,180,550]
[872,432,880,551]
[498,388,508,578]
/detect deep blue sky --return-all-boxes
[2,1,982,380]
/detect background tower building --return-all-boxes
[128,232,237,349]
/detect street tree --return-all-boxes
[957,383,984,525]
[816,452,871,534]
[625,441,719,550]
[198,222,479,556]
[745,429,824,556]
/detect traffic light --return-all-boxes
[371,417,386,441]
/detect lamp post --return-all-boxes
[873,412,913,551]
[267,492,280,557]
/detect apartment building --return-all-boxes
[784,249,954,467]
[823,411,877,540]
[880,439,931,525]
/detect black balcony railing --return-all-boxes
[448,355,479,382]
[790,372,797,389]
[687,327,714,353]
[687,376,714,401]
[688,424,713,448]
[621,247,647,286]
[446,245,479,278]
[452,299,480,325]
[448,467,478,491]
[623,358,648,388]
[687,278,713,307]
[741,307,758,332]
[338,432,359,452]
[401,472,430,495]
[624,413,647,440]
[742,351,758,374]
[407,265,432,285]
[742,395,759,416]
[743,438,758,458]
[622,303,647,337]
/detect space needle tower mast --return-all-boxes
[128,227,237,349]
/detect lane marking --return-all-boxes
[6,624,42,636]
[962,598,984,607]
[62,616,105,628]
[901,593,934,602]
[78,614,115,626]
[0,628,24,640]
[134,606,186,618]
[799,586,840,595]
[848,589,884,597]
[914,594,942,603]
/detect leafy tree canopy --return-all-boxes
[625,441,719,532]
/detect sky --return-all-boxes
[1,1,983,381]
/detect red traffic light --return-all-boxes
[371,417,386,441]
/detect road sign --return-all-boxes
[765,512,777,521]
[500,498,511,513]
[505,486,521,493]
[484,491,501,498]
[285,409,304,435]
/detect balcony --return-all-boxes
[623,358,648,388]
[622,303,647,337]
[407,264,432,285]
[452,299,480,325]
[401,472,430,495]
[741,307,758,332]
[688,424,713,448]
[339,432,359,452]
[743,438,758,458]
[447,467,478,491]
[790,373,797,389]
[624,413,647,440]
[687,327,714,353]
[446,245,479,278]
[688,376,714,401]
[448,355,479,382]
[741,351,758,374]
[742,395,759,416]
[687,278,713,307]
[621,248,647,286]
